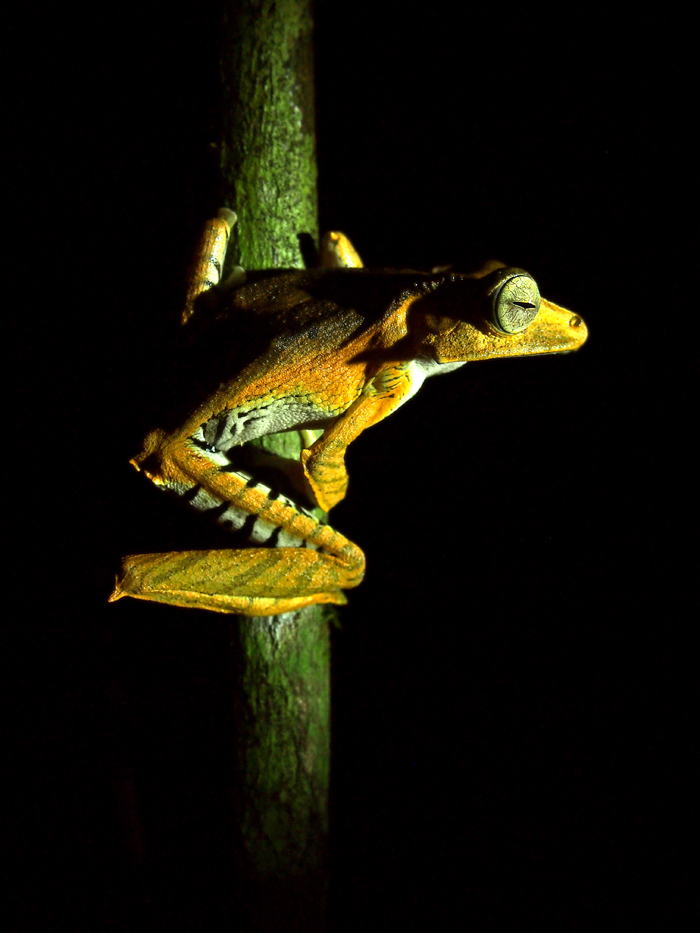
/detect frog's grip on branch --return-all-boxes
[319,231,363,269]
[182,208,238,325]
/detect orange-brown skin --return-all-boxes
[111,210,587,615]
[182,211,235,324]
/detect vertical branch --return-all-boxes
[217,2,330,930]
[220,0,318,268]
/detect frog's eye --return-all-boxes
[490,271,541,335]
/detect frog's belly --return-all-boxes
[198,399,336,451]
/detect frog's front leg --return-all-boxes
[182,207,241,325]
[301,362,417,512]
[110,432,365,615]
[319,231,364,269]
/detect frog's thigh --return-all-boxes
[110,546,364,616]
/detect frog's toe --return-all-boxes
[224,265,247,288]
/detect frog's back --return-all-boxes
[221,268,420,339]
[167,269,423,446]
[203,268,421,387]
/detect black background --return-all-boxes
[14,3,690,929]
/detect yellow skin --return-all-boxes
[111,210,587,616]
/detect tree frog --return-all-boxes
[110,209,587,616]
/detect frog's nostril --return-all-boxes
[569,314,583,328]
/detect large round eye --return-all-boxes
[490,271,541,335]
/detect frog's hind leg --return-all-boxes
[110,546,358,615]
[110,435,365,616]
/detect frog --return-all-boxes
[110,208,587,617]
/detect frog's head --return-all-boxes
[416,266,587,364]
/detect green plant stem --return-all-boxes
[218,2,331,930]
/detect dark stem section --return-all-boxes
[229,613,331,931]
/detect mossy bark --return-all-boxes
[219,0,318,269]
[217,3,331,930]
